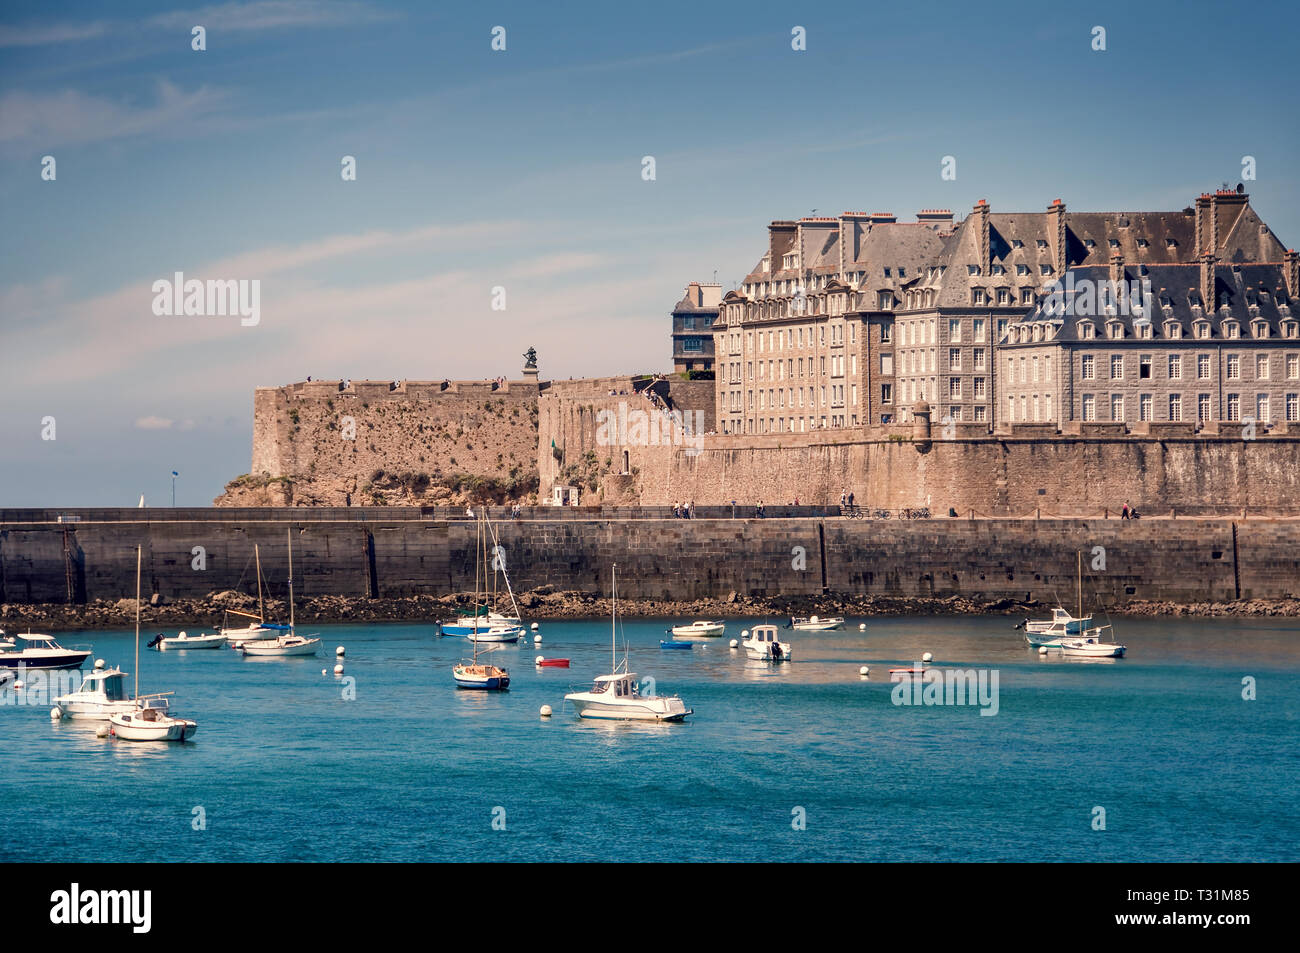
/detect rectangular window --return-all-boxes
[1111,394,1124,422]
[1198,354,1210,379]
[1257,355,1270,380]
[1111,355,1123,379]
[1287,393,1298,422]
[1288,354,1298,379]
[1198,393,1211,422]
[1139,355,1152,379]
[949,348,962,371]
[974,405,986,422]
[973,319,986,342]
[1227,354,1240,379]
[974,348,986,371]
[974,377,986,399]
[882,384,892,404]
[1168,354,1181,380]
[881,324,892,343]
[949,378,961,399]
[1169,394,1182,421]
[949,319,961,342]
[1082,394,1096,421]
[1140,394,1152,421]
[1227,394,1240,421]
[1257,394,1270,423]
[1082,354,1095,380]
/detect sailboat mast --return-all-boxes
[255,543,265,622]
[287,528,295,630]
[134,545,141,699]
[1077,550,1082,621]
[611,563,617,672]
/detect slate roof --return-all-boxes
[1009,262,1297,345]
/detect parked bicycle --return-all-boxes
[871,508,892,520]
[899,507,930,520]
[844,504,865,519]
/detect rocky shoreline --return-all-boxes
[3,588,1298,631]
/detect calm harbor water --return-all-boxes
[2,615,1296,862]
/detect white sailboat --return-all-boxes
[240,530,321,658]
[1052,552,1127,658]
[453,514,511,690]
[670,620,726,638]
[790,615,844,631]
[563,565,692,722]
[220,544,280,646]
[108,547,197,742]
[150,631,227,651]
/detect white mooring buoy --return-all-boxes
[540,705,552,717]
[95,724,111,738]
[729,639,738,649]
[533,634,542,644]
[535,655,545,665]
[334,663,345,675]
[531,622,539,631]
[741,629,750,638]
[50,706,63,721]
[859,666,870,677]
[336,646,346,657]
[94,659,106,670]
[922,651,934,663]
[1038,646,1049,656]
[859,623,866,631]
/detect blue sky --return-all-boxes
[2,0,1298,506]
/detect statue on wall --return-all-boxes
[523,346,538,369]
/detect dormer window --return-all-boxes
[1107,321,1124,339]
[1108,238,1120,248]
[1135,322,1153,339]
[971,288,987,306]
[884,267,891,277]
[1166,238,1178,248]
[1164,321,1183,339]
[1194,321,1211,339]
[967,264,980,276]
[1040,264,1053,276]
[1282,320,1298,338]
[1078,321,1096,340]
[1017,264,1029,276]
[1085,239,1096,250]
[1012,239,1024,248]
[1223,321,1240,339]
[991,264,1005,276]
[1137,238,1149,248]
[1252,320,1269,339]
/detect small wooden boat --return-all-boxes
[535,657,570,668]
[889,667,930,683]
[453,661,511,690]
[660,640,693,650]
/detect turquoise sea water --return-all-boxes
[1,615,1296,862]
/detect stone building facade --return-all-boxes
[1000,254,1300,429]
[713,211,950,435]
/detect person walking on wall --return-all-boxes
[1121,502,1130,520]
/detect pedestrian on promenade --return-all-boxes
[688,500,695,519]
[840,491,847,507]
[1121,502,1130,520]
[672,502,680,518]
[848,492,855,508]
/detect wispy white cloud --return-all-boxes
[135,416,177,430]
[0,79,229,151]
[145,1,396,32]
[0,21,110,48]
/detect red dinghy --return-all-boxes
[535,657,570,668]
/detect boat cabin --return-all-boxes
[750,625,780,643]
[590,673,641,698]
[73,668,130,700]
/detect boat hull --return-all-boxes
[0,650,92,670]
[565,696,691,722]
[240,637,320,657]
[110,716,197,742]
[159,635,226,651]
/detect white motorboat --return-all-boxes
[0,632,92,671]
[240,634,320,657]
[1018,607,1093,647]
[53,660,156,720]
[150,631,227,651]
[110,697,197,742]
[670,620,726,638]
[0,670,14,691]
[105,546,197,742]
[742,624,792,661]
[1060,632,1127,658]
[790,615,844,631]
[563,565,691,722]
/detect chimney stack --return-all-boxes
[1285,249,1299,301]
[917,209,954,229]
[1201,253,1218,312]
[1194,193,1213,258]
[1046,199,1067,275]
[1109,251,1125,284]
[973,199,990,274]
